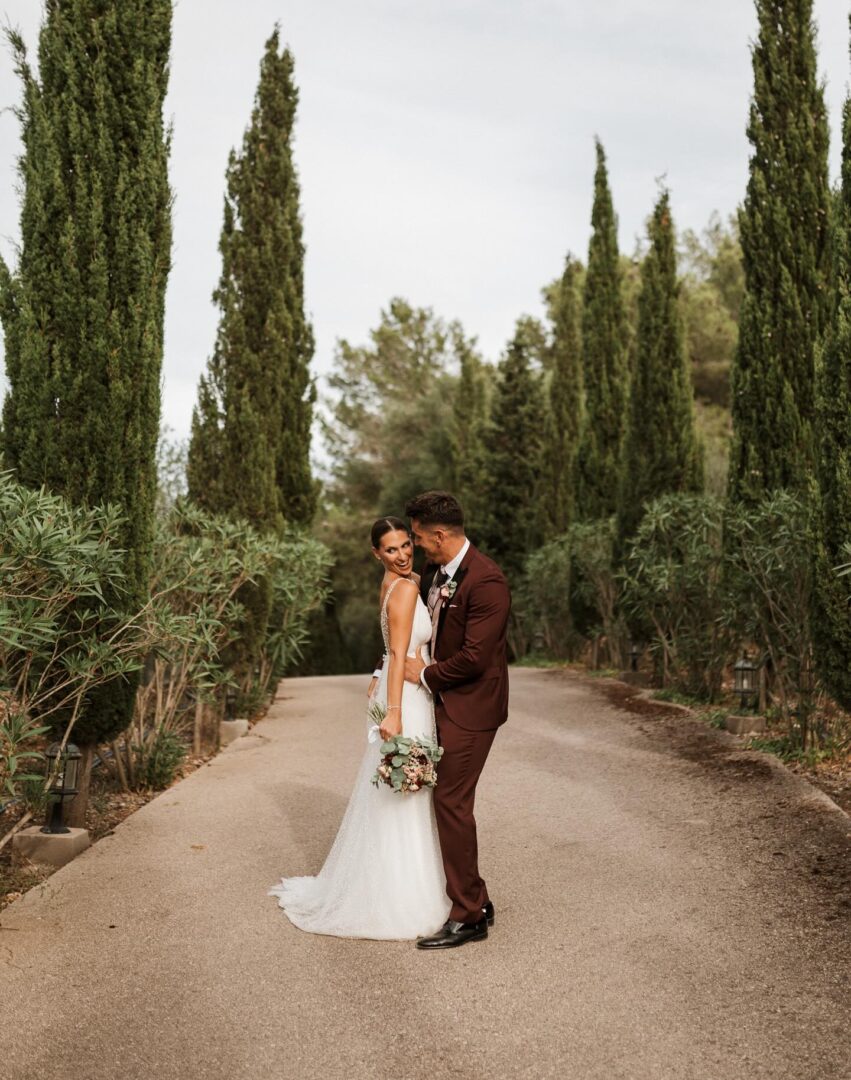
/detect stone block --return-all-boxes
[219,718,250,746]
[724,713,767,735]
[12,825,90,869]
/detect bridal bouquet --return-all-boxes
[368,702,443,794]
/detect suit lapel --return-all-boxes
[445,544,475,596]
[433,544,477,654]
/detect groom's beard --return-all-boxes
[411,549,430,575]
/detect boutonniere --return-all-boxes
[439,579,459,601]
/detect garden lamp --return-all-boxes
[733,652,758,711]
[41,742,82,835]
[630,642,640,672]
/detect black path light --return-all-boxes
[630,642,641,672]
[733,652,758,711]
[41,743,82,835]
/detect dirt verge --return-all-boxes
[569,671,851,926]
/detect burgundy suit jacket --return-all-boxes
[421,543,511,731]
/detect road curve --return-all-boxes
[0,669,848,1080]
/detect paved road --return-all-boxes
[0,670,848,1080]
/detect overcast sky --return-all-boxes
[0,1,848,443]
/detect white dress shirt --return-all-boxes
[419,537,470,688]
[440,537,470,583]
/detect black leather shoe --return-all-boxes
[483,900,494,927]
[416,917,488,949]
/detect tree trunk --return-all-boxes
[110,739,130,792]
[194,697,205,757]
[65,743,95,829]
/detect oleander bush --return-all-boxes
[527,489,836,750]
[567,517,627,668]
[622,493,731,701]
[0,471,164,809]
[515,537,578,660]
[721,491,813,722]
[123,501,330,785]
[0,470,331,802]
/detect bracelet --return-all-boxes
[386,705,401,711]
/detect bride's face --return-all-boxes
[373,529,414,577]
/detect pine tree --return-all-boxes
[541,256,584,538]
[479,322,544,579]
[0,2,172,817]
[813,60,851,708]
[617,191,704,550]
[728,0,830,503]
[577,140,629,520]
[188,28,315,530]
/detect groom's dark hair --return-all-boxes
[405,490,464,531]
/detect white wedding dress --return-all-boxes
[267,578,451,939]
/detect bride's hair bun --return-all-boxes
[370,516,410,548]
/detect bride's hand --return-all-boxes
[379,707,402,741]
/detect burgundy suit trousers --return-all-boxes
[433,704,498,924]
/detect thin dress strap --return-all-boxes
[381,576,405,619]
[380,577,416,653]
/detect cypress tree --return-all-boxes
[728,0,830,503]
[541,256,584,537]
[577,140,629,520]
[479,321,544,579]
[0,1,172,820]
[813,56,851,708]
[449,336,491,540]
[188,28,315,529]
[617,191,704,550]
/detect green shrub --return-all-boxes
[567,517,626,667]
[622,493,730,700]
[0,712,50,809]
[0,471,163,787]
[515,538,580,659]
[722,491,813,723]
[136,727,187,790]
[130,501,329,756]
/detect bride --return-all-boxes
[267,516,451,939]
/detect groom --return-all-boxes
[402,490,511,950]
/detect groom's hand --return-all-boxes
[404,646,427,685]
